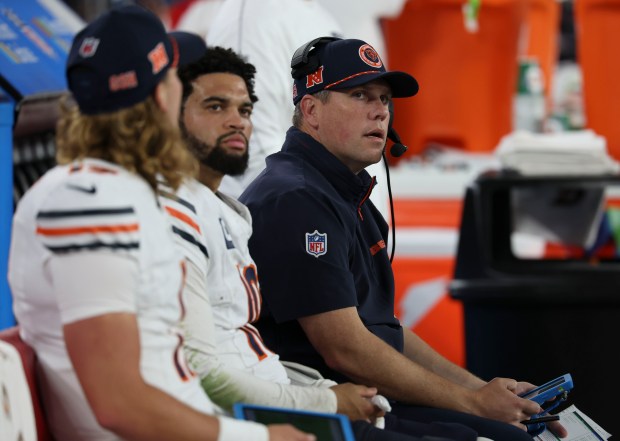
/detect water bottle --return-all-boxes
[513,57,546,133]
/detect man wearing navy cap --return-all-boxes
[8,6,310,441]
[242,38,566,441]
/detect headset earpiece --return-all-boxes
[291,36,341,79]
[387,101,408,158]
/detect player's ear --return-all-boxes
[300,95,320,129]
[153,79,167,112]
[153,68,177,114]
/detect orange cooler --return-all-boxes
[575,0,620,160]
[384,0,524,158]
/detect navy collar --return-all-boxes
[282,127,376,209]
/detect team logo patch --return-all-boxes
[306,66,324,88]
[79,37,99,58]
[305,230,327,257]
[148,42,169,74]
[359,44,382,68]
[292,83,298,100]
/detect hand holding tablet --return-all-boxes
[519,373,573,436]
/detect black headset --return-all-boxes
[290,36,341,79]
[291,37,409,263]
[387,101,408,159]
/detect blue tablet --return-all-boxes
[233,403,355,441]
[519,373,573,404]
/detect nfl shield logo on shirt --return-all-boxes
[305,230,327,258]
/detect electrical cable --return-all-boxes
[385,125,408,263]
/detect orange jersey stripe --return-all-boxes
[164,206,201,234]
[88,165,118,174]
[37,223,139,236]
[173,334,196,382]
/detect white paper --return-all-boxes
[534,405,611,441]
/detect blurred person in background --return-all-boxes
[315,0,407,66]
[173,0,225,39]
[206,0,343,199]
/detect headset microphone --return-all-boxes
[388,127,408,158]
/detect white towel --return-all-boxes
[495,130,619,176]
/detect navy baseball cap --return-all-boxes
[168,31,207,68]
[66,6,205,115]
[292,38,419,105]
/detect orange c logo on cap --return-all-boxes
[359,44,382,68]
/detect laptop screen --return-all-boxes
[233,403,355,441]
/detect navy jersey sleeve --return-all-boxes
[248,189,358,323]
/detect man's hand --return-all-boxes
[514,382,568,438]
[331,383,383,422]
[513,381,536,396]
[545,419,569,438]
[267,425,316,441]
[471,377,542,430]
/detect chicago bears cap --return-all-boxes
[292,38,419,105]
[66,5,205,115]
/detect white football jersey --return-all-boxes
[9,159,214,441]
[160,179,289,383]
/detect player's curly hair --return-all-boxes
[178,46,258,106]
[56,94,197,191]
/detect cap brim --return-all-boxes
[327,70,419,98]
[168,31,207,68]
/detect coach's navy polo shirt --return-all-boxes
[241,127,403,383]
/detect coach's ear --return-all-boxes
[300,94,320,130]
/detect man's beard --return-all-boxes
[181,125,249,176]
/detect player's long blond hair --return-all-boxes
[55,94,196,191]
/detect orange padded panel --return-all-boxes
[393,257,464,367]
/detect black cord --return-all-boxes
[384,102,408,263]
[383,151,397,263]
